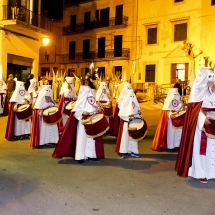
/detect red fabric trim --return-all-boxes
[52,113,78,159]
[30,110,40,147]
[200,131,207,156]
[5,102,16,140]
[175,102,202,177]
[115,119,125,154]
[94,136,105,159]
[151,110,169,151]
[110,103,120,136]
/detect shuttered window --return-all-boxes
[145,65,155,82]
[147,27,157,44]
[174,23,187,41]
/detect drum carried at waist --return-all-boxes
[202,111,215,138]
[170,110,186,128]
[63,101,76,117]
[43,106,62,125]
[127,117,147,141]
[98,101,113,117]
[15,104,32,121]
[81,113,109,138]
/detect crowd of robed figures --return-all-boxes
[2,64,215,184]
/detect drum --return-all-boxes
[82,113,109,138]
[15,104,32,121]
[202,111,215,138]
[99,101,113,117]
[170,110,186,128]
[128,117,147,141]
[63,101,76,117]
[43,106,62,125]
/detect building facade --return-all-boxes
[53,0,215,86]
[60,0,137,81]
[0,0,52,81]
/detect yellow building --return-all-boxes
[0,0,52,81]
[138,0,215,85]
[60,0,137,80]
[59,0,215,87]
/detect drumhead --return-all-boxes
[17,104,30,112]
[65,101,75,110]
[128,118,144,130]
[86,114,104,124]
[43,107,58,116]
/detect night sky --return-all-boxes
[41,0,63,20]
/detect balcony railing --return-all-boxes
[58,49,130,63]
[63,16,128,35]
[2,5,53,32]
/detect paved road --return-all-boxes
[0,102,214,215]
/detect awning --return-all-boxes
[7,54,33,67]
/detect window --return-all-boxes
[114,35,122,57]
[115,5,123,25]
[145,65,155,82]
[147,27,157,44]
[100,8,109,27]
[83,39,90,59]
[171,63,188,84]
[69,41,76,60]
[115,66,122,79]
[84,12,91,30]
[212,0,215,5]
[174,0,183,2]
[98,37,105,58]
[174,23,187,41]
[70,15,76,32]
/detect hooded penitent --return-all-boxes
[188,67,215,103]
[163,88,182,111]
[10,81,28,103]
[118,89,140,120]
[33,85,53,109]
[60,77,76,97]
[175,67,215,177]
[96,82,110,101]
[73,85,97,120]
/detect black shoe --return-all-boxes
[88,158,100,162]
[78,160,85,165]
[19,136,23,140]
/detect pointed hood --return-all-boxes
[10,81,28,103]
[96,81,110,101]
[118,90,140,118]
[163,88,182,110]
[33,85,53,109]
[188,67,215,103]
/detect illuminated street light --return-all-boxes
[41,37,50,46]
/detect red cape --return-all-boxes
[5,102,16,140]
[30,110,40,148]
[115,119,125,154]
[110,103,120,136]
[151,110,169,151]
[52,113,78,159]
[175,102,202,177]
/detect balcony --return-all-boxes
[58,48,130,64]
[63,16,128,35]
[1,5,53,38]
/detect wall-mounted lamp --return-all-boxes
[45,50,49,61]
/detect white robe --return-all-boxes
[14,102,31,136]
[188,111,215,179]
[167,112,182,149]
[119,105,140,154]
[0,93,6,114]
[39,103,59,145]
